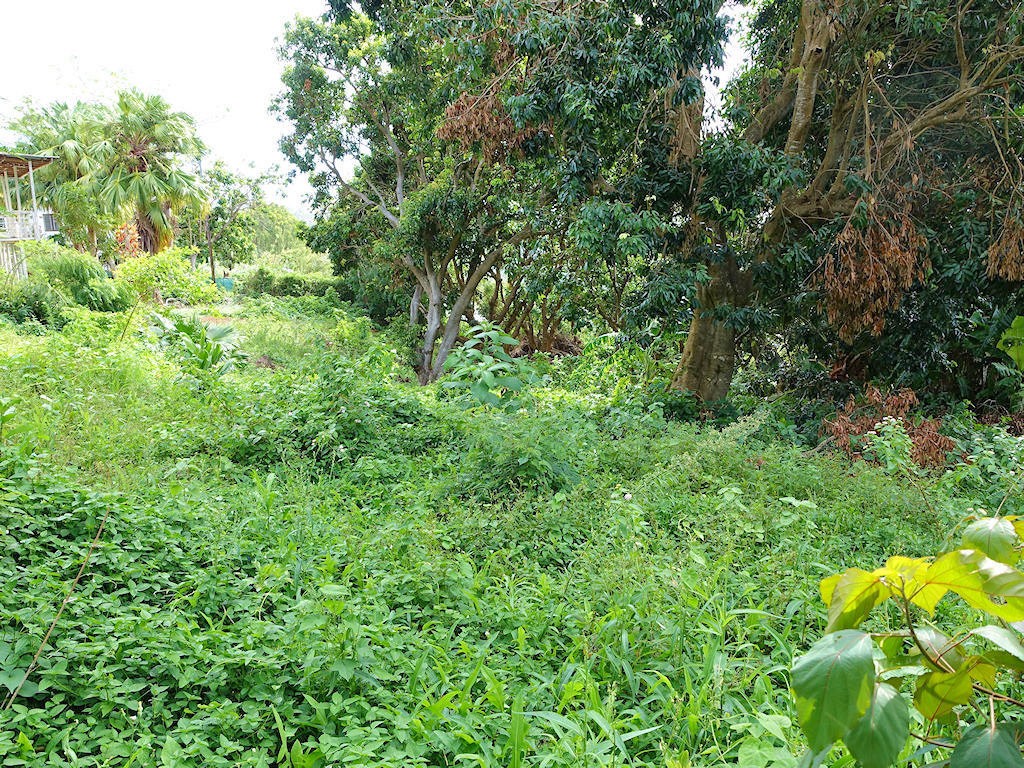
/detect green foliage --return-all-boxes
[998,316,1024,371]
[0,296,1015,766]
[793,432,1024,765]
[116,249,220,305]
[0,279,65,326]
[453,411,581,498]
[11,90,205,254]
[150,313,245,378]
[241,267,341,299]
[443,323,539,408]
[29,243,132,312]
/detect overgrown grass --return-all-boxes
[0,299,1008,766]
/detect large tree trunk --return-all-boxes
[670,258,751,400]
[417,277,443,384]
[136,213,158,255]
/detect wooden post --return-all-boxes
[2,172,11,211]
[14,174,23,238]
[28,160,40,239]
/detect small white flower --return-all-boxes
[623,492,633,501]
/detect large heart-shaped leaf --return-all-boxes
[964,518,1019,565]
[950,723,1024,768]
[842,683,909,768]
[791,630,875,752]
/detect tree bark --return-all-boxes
[136,212,158,255]
[418,276,443,384]
[670,257,751,400]
[409,283,422,325]
[420,227,535,382]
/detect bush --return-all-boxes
[241,267,344,299]
[442,323,541,408]
[453,413,581,497]
[241,265,409,324]
[150,313,246,380]
[116,249,220,305]
[31,247,132,313]
[0,279,65,326]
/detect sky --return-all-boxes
[0,2,748,222]
[0,0,325,219]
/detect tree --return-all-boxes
[433,0,1024,399]
[97,90,206,254]
[275,6,547,382]
[9,91,208,258]
[8,102,117,256]
[249,203,306,255]
[180,163,266,281]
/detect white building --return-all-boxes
[0,153,60,279]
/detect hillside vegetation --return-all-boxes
[1,295,1018,767]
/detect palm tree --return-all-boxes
[10,102,113,254]
[96,91,206,253]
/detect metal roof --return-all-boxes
[0,153,56,178]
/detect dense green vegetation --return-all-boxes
[0,280,1020,765]
[1,0,1022,764]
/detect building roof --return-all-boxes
[0,153,56,178]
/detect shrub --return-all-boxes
[453,413,581,497]
[240,267,344,299]
[794,499,1024,766]
[116,249,220,305]
[442,323,541,408]
[31,247,132,313]
[150,313,245,379]
[0,279,65,326]
[824,385,955,467]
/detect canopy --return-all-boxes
[0,153,55,178]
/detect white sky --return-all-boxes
[0,0,325,219]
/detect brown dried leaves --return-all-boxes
[821,199,929,343]
[823,385,955,468]
[437,91,541,162]
[987,215,1024,282]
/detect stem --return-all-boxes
[910,731,955,749]
[901,596,955,673]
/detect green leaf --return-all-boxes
[160,736,185,767]
[964,518,1019,565]
[950,724,1024,767]
[914,668,973,720]
[820,567,892,632]
[997,316,1024,371]
[842,683,909,768]
[912,550,1024,621]
[738,739,797,768]
[507,694,527,768]
[469,380,492,402]
[791,630,875,753]
[972,625,1024,665]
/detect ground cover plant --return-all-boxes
[0,295,1019,767]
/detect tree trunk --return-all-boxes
[417,277,443,384]
[409,283,422,325]
[670,258,751,400]
[430,313,464,382]
[137,214,158,255]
